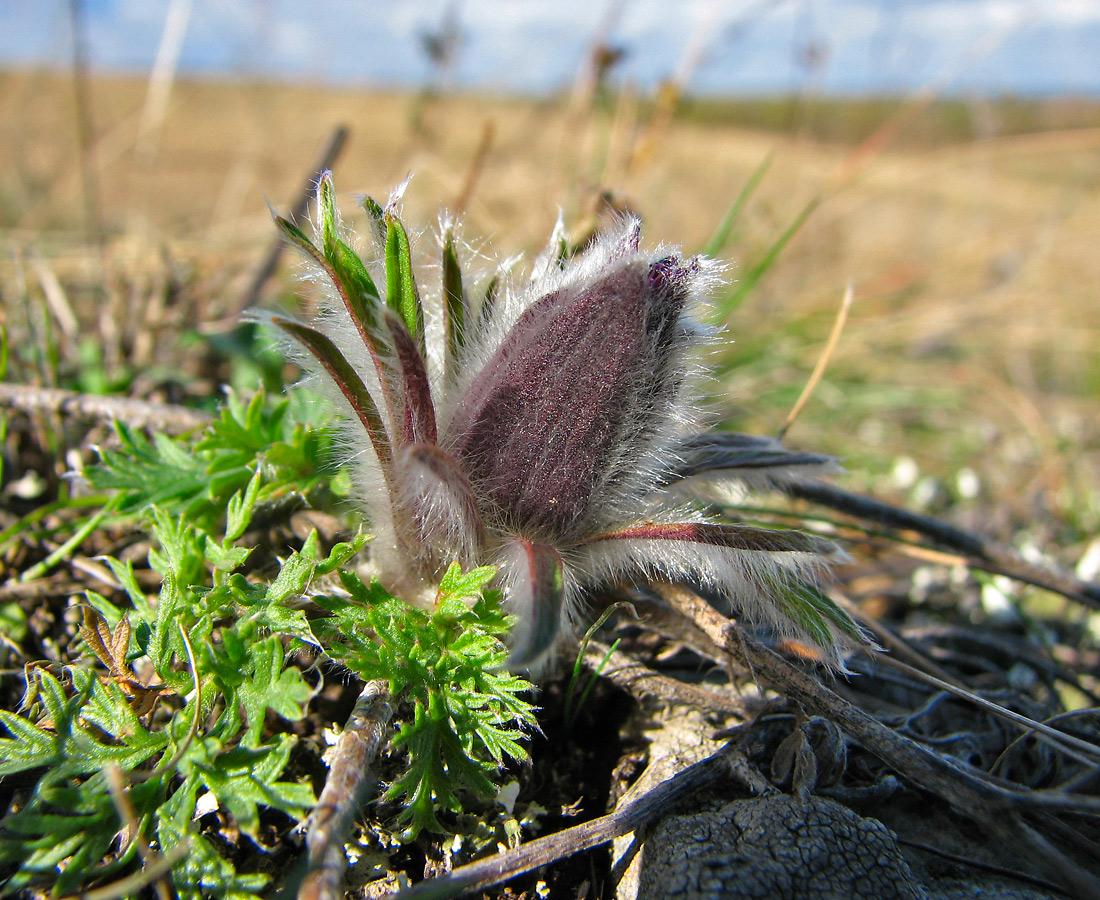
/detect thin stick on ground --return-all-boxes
[872,653,1100,767]
[583,640,749,719]
[299,680,392,900]
[785,477,1100,609]
[0,382,212,435]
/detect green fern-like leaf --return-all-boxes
[0,667,171,893]
[386,691,498,837]
[86,388,338,531]
[157,781,270,900]
[0,668,168,779]
[0,455,351,895]
[312,563,537,838]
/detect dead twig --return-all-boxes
[299,680,392,900]
[873,653,1100,767]
[786,478,1100,609]
[582,640,749,719]
[0,382,211,435]
[895,835,1072,899]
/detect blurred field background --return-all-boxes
[2,2,1099,592]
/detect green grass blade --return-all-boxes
[702,152,773,258]
[715,193,821,321]
[19,494,124,583]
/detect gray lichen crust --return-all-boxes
[637,794,926,900]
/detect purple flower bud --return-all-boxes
[443,254,697,541]
[271,182,865,672]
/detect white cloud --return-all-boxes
[1048,0,1100,24]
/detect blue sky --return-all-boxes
[4,0,1100,96]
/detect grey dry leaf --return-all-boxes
[262,172,867,671]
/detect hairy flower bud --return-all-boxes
[444,254,695,542]
[268,175,867,671]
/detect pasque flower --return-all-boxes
[264,173,864,670]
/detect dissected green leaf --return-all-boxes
[386,691,497,837]
[186,734,313,841]
[0,777,162,896]
[0,667,173,894]
[158,780,268,900]
[437,560,497,607]
[225,467,262,542]
[87,422,209,513]
[2,389,373,896]
[313,566,536,839]
[234,636,315,746]
[0,708,61,776]
[87,389,334,533]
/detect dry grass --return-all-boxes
[2,67,1098,544]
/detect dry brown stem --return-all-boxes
[787,478,1100,609]
[582,641,748,719]
[299,680,393,900]
[0,382,211,434]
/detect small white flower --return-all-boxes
[261,173,865,671]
